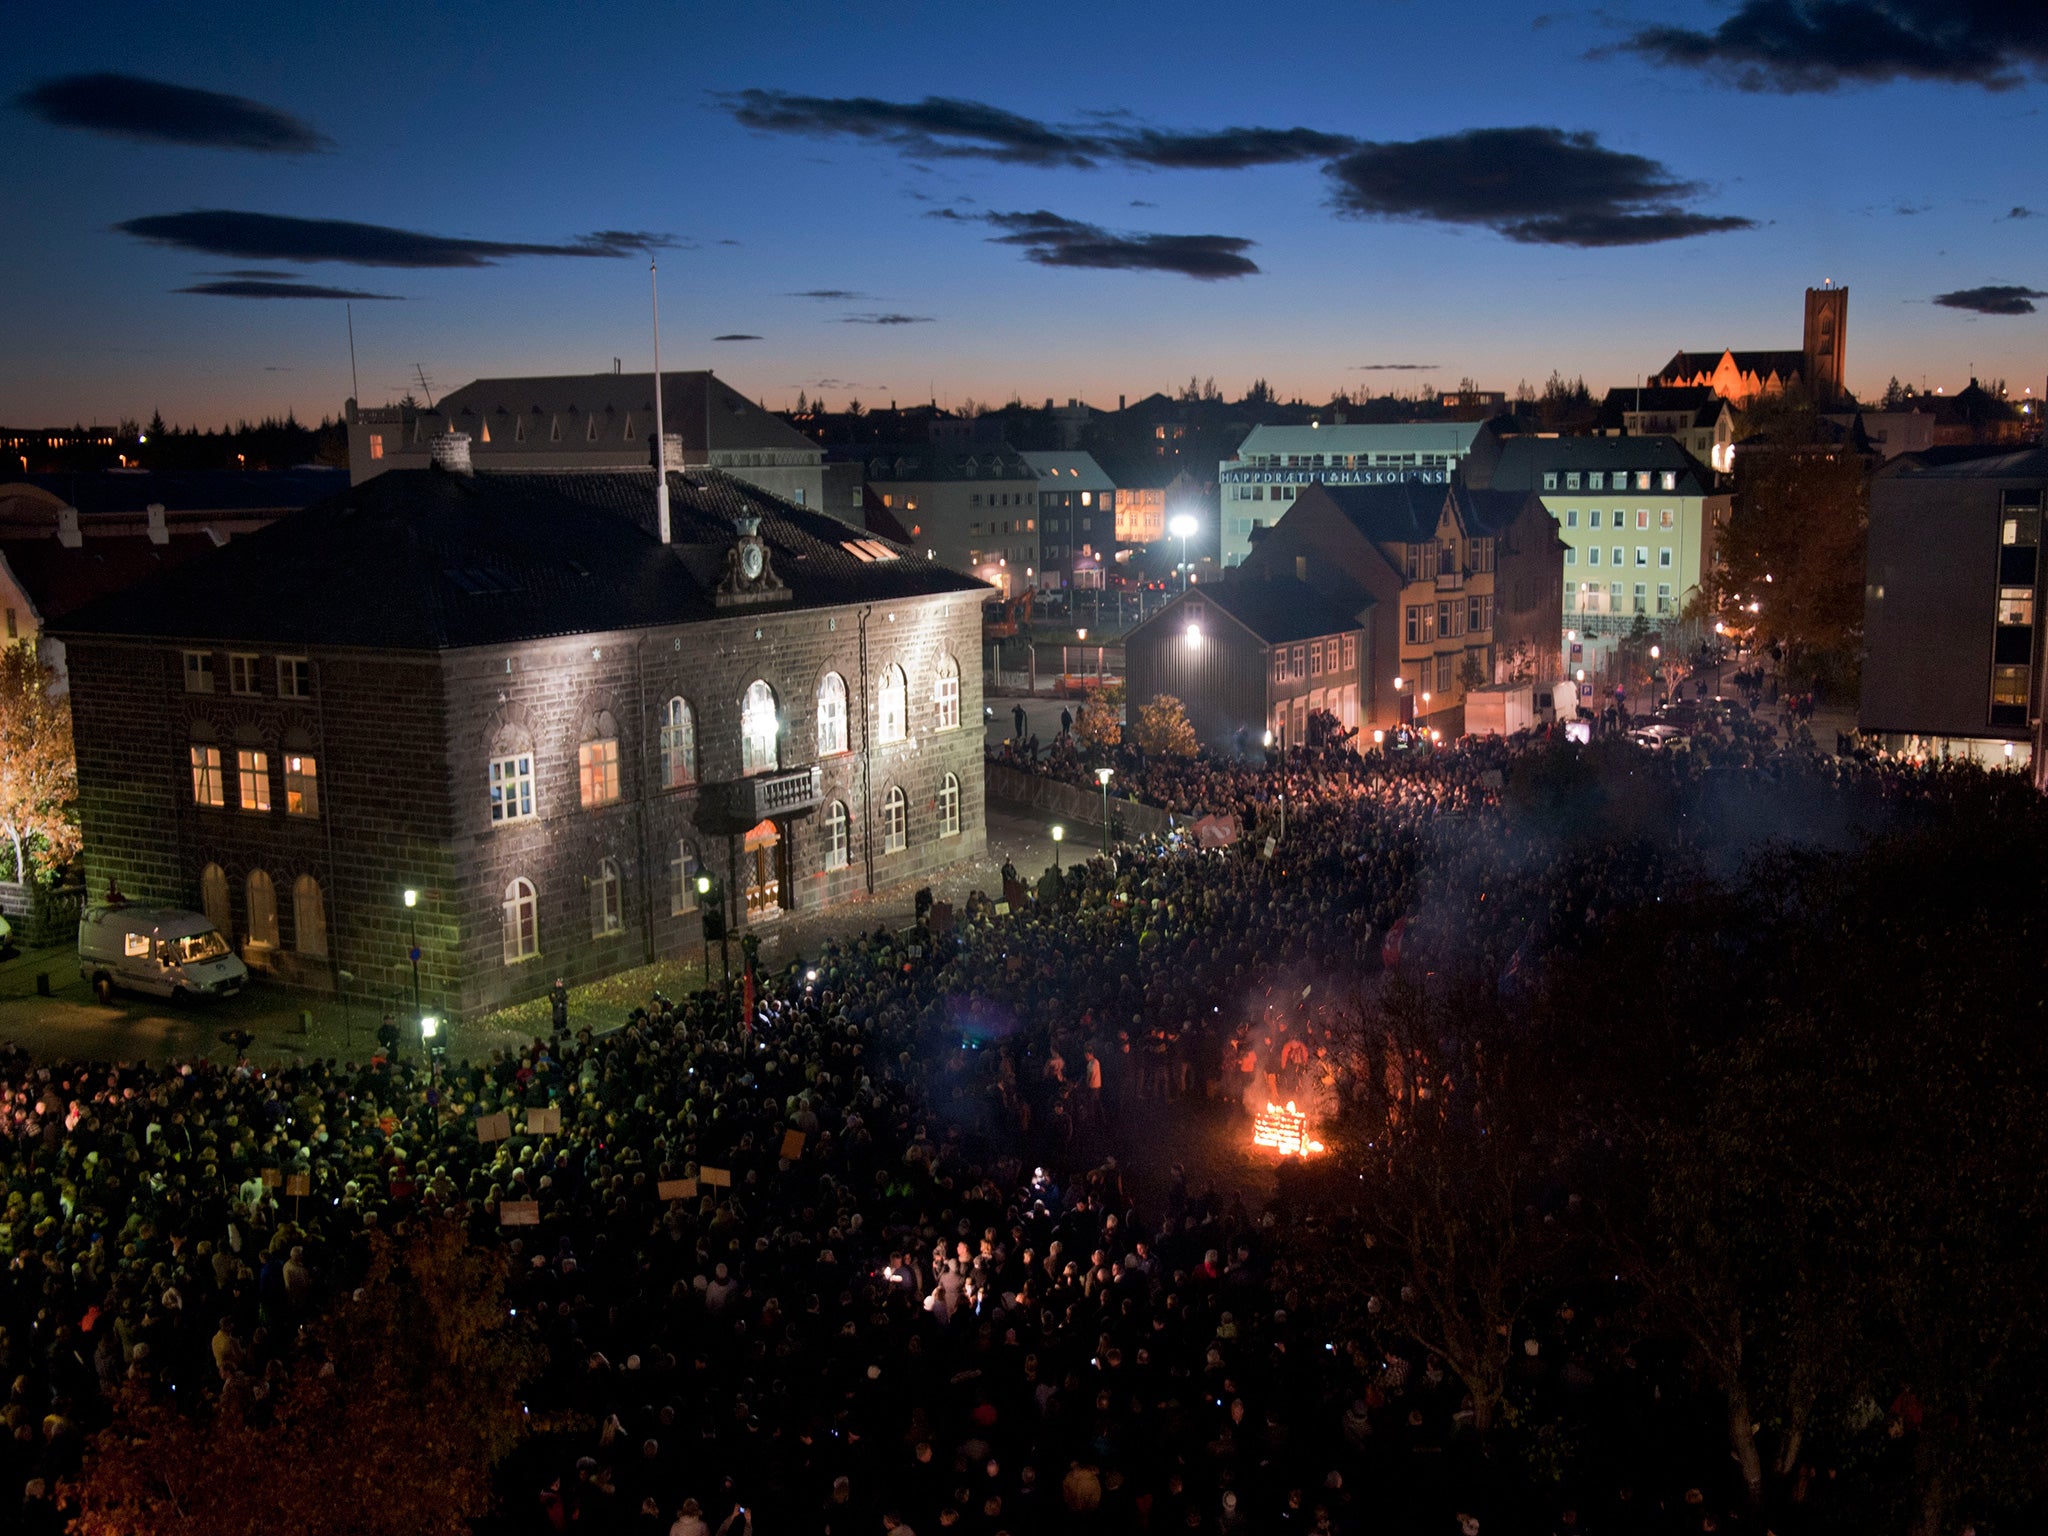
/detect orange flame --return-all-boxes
[1252,1100,1324,1157]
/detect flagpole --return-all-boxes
[651,260,671,544]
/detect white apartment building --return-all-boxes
[1218,421,1492,567]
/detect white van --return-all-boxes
[79,905,249,1003]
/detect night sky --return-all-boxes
[4,0,2045,426]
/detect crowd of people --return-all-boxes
[0,717,2038,1536]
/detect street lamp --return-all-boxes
[695,873,713,985]
[402,888,421,1032]
[1096,766,1114,855]
[1170,514,1197,592]
[1051,824,1065,870]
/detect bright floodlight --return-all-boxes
[695,873,711,894]
[1575,668,1586,682]
[1096,767,1113,785]
[1184,623,1203,647]
[1170,514,1198,539]
[1393,676,1405,691]
[1051,825,1065,842]
[1650,645,1661,659]
[1262,729,1273,748]
[403,888,419,908]
[1372,729,1385,745]
[420,1016,440,1039]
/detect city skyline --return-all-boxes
[4,0,2045,426]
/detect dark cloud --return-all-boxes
[951,209,1259,280]
[118,210,676,268]
[176,279,402,300]
[16,72,331,152]
[712,333,763,341]
[1325,127,1753,247]
[840,313,935,325]
[203,268,303,279]
[1130,200,1158,208]
[1611,2,2048,92]
[2008,206,2040,219]
[1933,284,2047,315]
[1350,362,1441,371]
[789,289,870,300]
[720,89,1351,170]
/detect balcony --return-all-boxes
[1435,569,1465,592]
[699,765,822,832]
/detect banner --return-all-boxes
[499,1200,540,1226]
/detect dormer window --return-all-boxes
[586,416,599,441]
[549,417,561,442]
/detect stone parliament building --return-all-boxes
[54,434,989,1018]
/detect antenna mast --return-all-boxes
[413,363,436,409]
[651,260,671,544]
[346,304,359,403]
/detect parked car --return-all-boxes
[78,905,248,1003]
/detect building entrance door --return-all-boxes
[743,819,785,917]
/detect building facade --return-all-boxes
[56,450,988,1018]
[1217,421,1494,568]
[862,448,1042,596]
[347,372,830,512]
[1596,386,1737,473]
[1019,451,1117,590]
[1651,285,1848,407]
[1863,450,2045,777]
[1125,578,1364,755]
[1480,438,1727,669]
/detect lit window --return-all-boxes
[591,857,622,935]
[190,746,226,808]
[1661,509,1675,529]
[237,749,271,812]
[826,800,849,871]
[490,754,535,822]
[277,657,311,699]
[502,877,539,963]
[1999,587,2036,626]
[878,664,908,744]
[578,737,621,808]
[882,787,907,853]
[1661,471,1678,490]
[285,754,319,816]
[939,772,961,838]
[1635,472,1652,491]
[369,434,384,460]
[670,841,702,914]
[1636,510,1650,530]
[816,673,848,756]
[660,697,697,787]
[229,654,260,695]
[1992,664,2030,710]
[183,651,214,693]
[933,655,960,731]
[741,680,780,773]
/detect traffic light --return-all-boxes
[698,874,727,941]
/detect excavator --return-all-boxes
[982,588,1035,639]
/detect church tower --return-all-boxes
[1804,284,1847,405]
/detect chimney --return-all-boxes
[146,502,168,545]
[56,507,81,549]
[1119,394,1126,412]
[429,431,474,474]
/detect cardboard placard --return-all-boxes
[284,1171,311,1198]
[526,1105,561,1135]
[475,1112,512,1143]
[657,1178,698,1201]
[993,901,1011,916]
[260,1167,282,1188]
[780,1129,806,1160]
[499,1199,540,1226]
[699,1166,732,1188]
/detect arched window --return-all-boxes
[245,870,279,953]
[816,672,848,757]
[293,875,328,958]
[741,680,779,774]
[591,857,622,935]
[670,840,702,915]
[825,800,849,872]
[659,697,697,788]
[882,786,908,854]
[939,772,961,838]
[878,664,908,744]
[200,863,230,938]
[503,877,538,964]
[933,654,960,731]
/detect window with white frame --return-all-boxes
[276,657,310,699]
[1272,651,1287,684]
[1342,634,1357,672]
[190,745,226,807]
[826,800,849,870]
[229,654,260,695]
[933,655,960,730]
[670,840,701,914]
[591,857,622,935]
[816,673,848,756]
[237,749,271,812]
[882,786,907,853]
[878,664,908,744]
[490,753,534,823]
[578,733,621,808]
[741,680,780,773]
[502,877,538,963]
[1660,509,1675,529]
[660,697,697,787]
[183,651,214,694]
[939,772,961,837]
[1659,548,1673,569]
